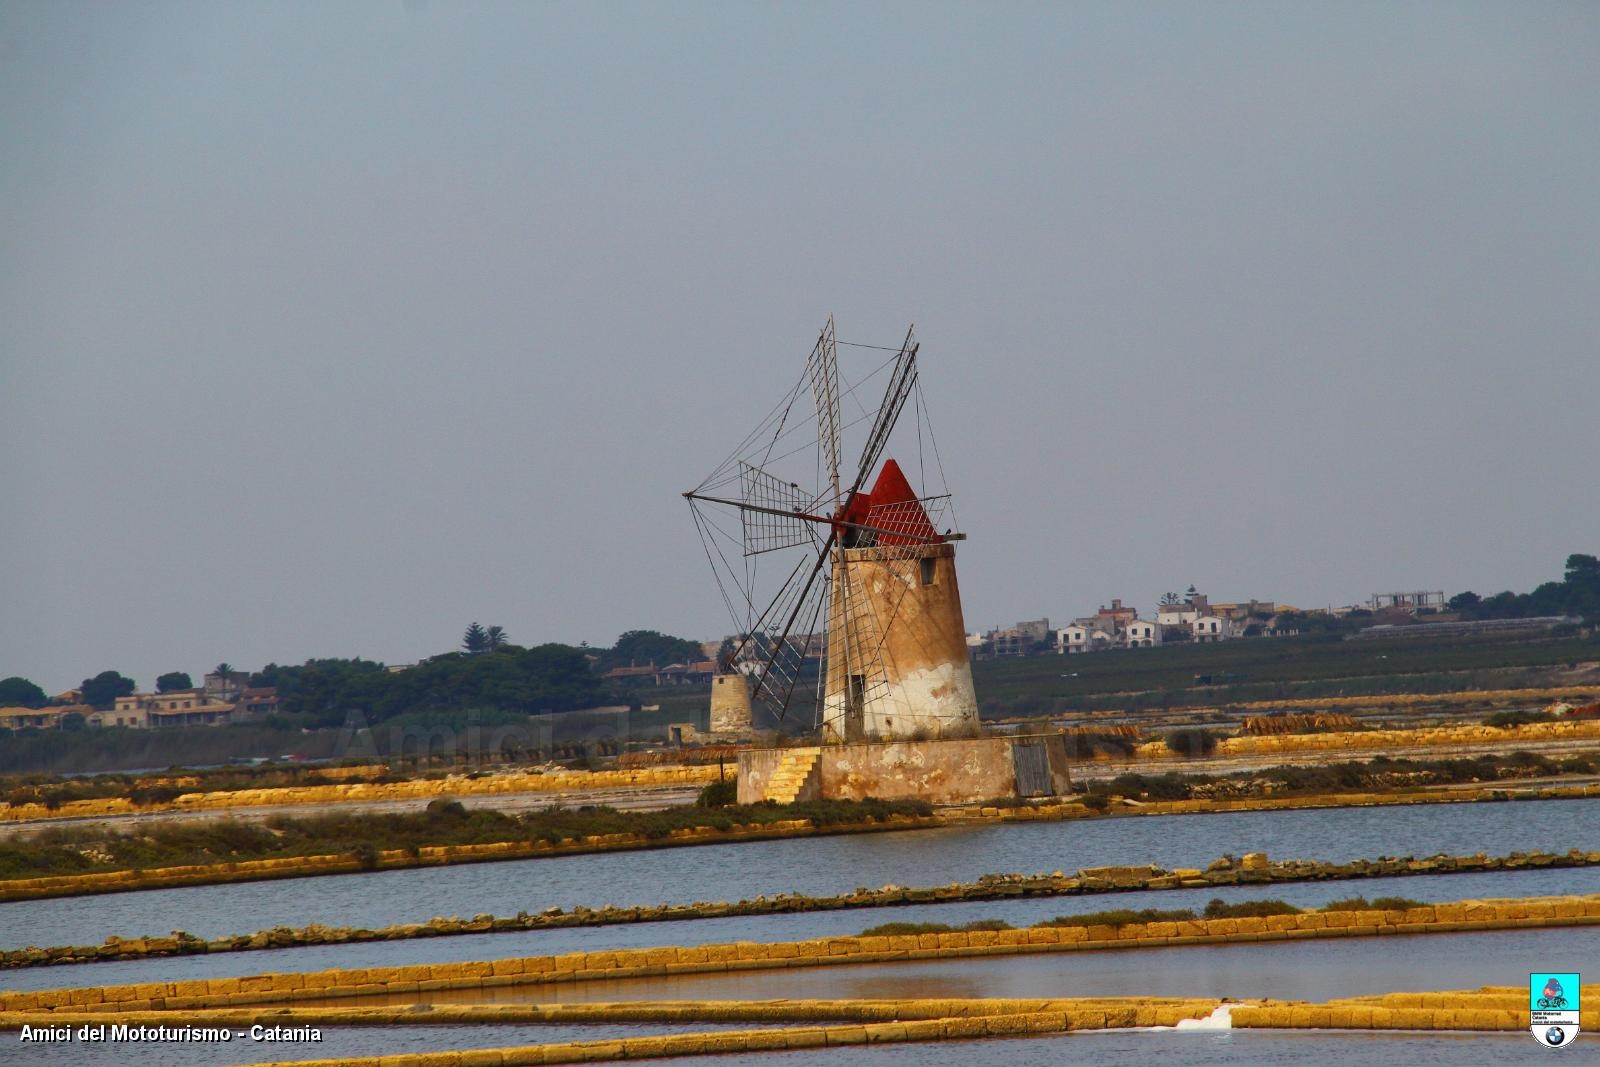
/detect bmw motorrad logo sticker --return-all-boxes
[1531,973,1580,1049]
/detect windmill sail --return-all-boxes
[686,320,974,738]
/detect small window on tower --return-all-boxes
[920,558,936,586]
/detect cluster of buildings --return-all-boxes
[974,592,1297,656]
[972,588,1478,657]
[0,671,280,732]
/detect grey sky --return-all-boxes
[3,2,1596,693]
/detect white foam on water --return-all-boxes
[1173,1004,1235,1030]
[1129,1004,1236,1032]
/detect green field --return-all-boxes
[623,630,1600,734]
[973,630,1599,717]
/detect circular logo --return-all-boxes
[1545,1026,1567,1047]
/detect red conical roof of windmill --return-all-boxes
[865,458,938,545]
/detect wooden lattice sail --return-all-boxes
[686,320,977,741]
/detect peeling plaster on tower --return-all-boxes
[821,458,979,743]
[823,542,979,742]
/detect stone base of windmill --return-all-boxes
[735,734,1073,807]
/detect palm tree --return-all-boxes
[484,625,508,651]
[210,662,239,702]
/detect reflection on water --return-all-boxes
[2,797,1595,952]
[273,926,1588,1008]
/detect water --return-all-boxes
[317,926,1591,1007]
[2,800,1594,1065]
[4,864,1593,993]
[2,796,1593,952]
[0,1020,1565,1067]
[0,1022,749,1066]
[658,1031,1571,1067]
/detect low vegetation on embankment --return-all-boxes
[0,796,929,882]
[0,762,398,813]
[861,895,1428,936]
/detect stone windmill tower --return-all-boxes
[821,457,977,741]
[685,318,978,742]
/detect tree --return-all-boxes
[484,625,508,651]
[463,622,489,655]
[1447,591,1481,613]
[0,677,47,708]
[1566,553,1600,587]
[156,671,193,693]
[80,671,135,710]
[213,662,235,679]
[605,630,704,670]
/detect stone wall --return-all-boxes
[733,736,1074,805]
[734,749,790,805]
[1236,985,1598,1032]
[819,736,1070,804]
[0,766,720,824]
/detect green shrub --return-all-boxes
[1321,895,1425,912]
[1163,728,1220,758]
[1105,772,1195,801]
[1203,898,1301,918]
[1485,710,1554,728]
[860,918,1015,936]
[1039,907,1194,928]
[696,779,738,808]
[425,797,468,819]
[1065,732,1137,758]
[128,784,186,807]
[861,921,953,936]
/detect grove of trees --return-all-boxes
[598,630,704,671]
[0,677,48,708]
[252,645,605,728]
[155,672,193,693]
[80,671,136,710]
[1449,554,1600,622]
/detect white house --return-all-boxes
[1056,624,1114,654]
[1125,620,1162,648]
[1056,624,1091,654]
[1193,616,1234,643]
[1157,605,1199,627]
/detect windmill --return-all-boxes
[685,319,980,743]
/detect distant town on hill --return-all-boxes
[1,554,1595,739]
